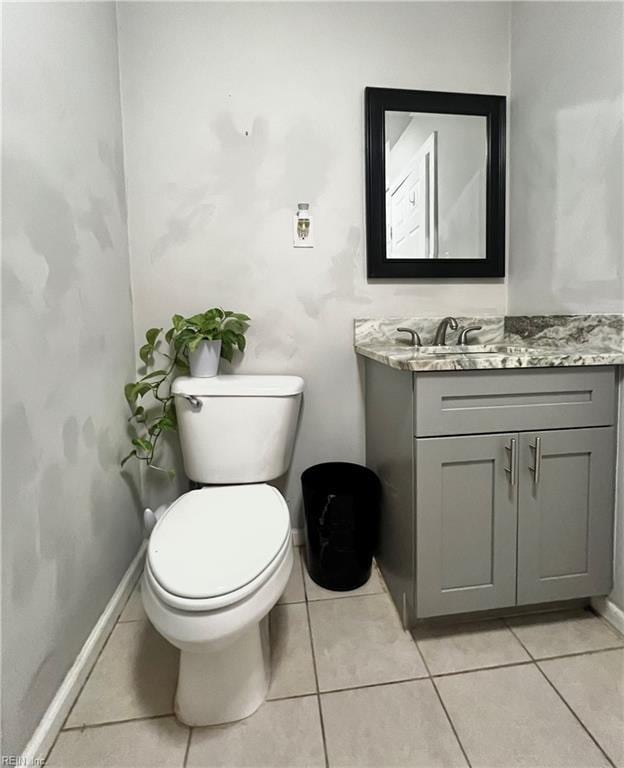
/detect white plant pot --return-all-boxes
[189,340,221,377]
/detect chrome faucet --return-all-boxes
[432,317,459,346]
[397,327,422,347]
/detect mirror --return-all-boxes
[385,112,487,261]
[366,88,506,278]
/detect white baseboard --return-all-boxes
[291,527,305,547]
[591,596,624,636]
[21,541,147,765]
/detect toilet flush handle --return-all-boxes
[180,394,202,410]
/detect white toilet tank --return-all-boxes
[172,375,304,484]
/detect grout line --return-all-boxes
[50,598,138,755]
[182,726,193,768]
[278,644,622,695]
[535,663,617,768]
[268,691,320,703]
[117,617,148,624]
[301,555,329,768]
[589,605,624,642]
[305,589,386,603]
[411,633,472,768]
[503,617,537,660]
[319,675,431,696]
[503,616,624,663]
[60,713,174,733]
[412,602,591,630]
[276,599,307,606]
[315,695,329,768]
[431,659,534,679]
[504,615,616,766]
[528,644,624,663]
[300,549,385,603]
[116,579,143,623]
[430,679,473,768]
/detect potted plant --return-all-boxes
[171,308,250,377]
[122,308,250,473]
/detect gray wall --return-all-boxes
[508,2,624,610]
[116,0,511,520]
[508,1,624,313]
[2,3,142,755]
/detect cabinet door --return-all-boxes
[416,433,518,617]
[517,428,615,604]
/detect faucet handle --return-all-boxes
[457,325,483,345]
[397,327,422,347]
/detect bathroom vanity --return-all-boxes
[356,315,624,626]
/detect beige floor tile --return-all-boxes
[48,716,188,767]
[436,664,610,768]
[507,609,623,659]
[187,696,325,767]
[414,619,530,675]
[66,621,179,727]
[309,593,427,691]
[322,679,467,768]
[540,649,624,767]
[268,602,317,699]
[303,559,385,601]
[119,580,146,622]
[278,546,305,604]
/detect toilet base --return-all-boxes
[175,616,271,726]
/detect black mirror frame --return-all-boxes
[365,87,506,279]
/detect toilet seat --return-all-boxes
[147,484,291,612]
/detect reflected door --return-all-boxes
[387,132,436,260]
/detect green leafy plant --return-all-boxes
[122,308,250,474]
[169,308,250,362]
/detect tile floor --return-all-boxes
[48,547,624,768]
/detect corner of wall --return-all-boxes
[113,1,144,506]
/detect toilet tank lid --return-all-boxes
[172,374,304,397]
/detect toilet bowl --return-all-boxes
[141,374,304,726]
[143,484,293,725]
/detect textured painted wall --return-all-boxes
[508,2,624,611]
[2,3,142,755]
[117,1,511,520]
[508,2,624,313]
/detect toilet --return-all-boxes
[141,374,304,726]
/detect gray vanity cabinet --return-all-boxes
[365,360,617,626]
[415,433,518,617]
[516,428,615,605]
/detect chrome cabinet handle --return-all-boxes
[529,436,542,484]
[504,438,517,486]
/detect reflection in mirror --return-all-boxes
[385,111,487,260]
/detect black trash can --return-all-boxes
[302,462,381,591]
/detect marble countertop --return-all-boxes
[354,315,624,372]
